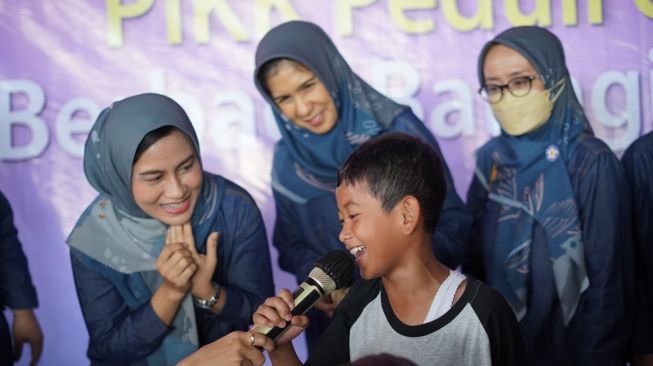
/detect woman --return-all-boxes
[622,131,653,366]
[0,190,43,366]
[465,26,634,365]
[67,93,274,365]
[253,21,471,353]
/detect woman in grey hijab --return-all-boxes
[67,93,274,365]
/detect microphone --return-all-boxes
[254,250,354,341]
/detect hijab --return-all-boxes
[475,26,592,325]
[254,20,408,203]
[67,93,225,364]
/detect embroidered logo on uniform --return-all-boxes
[545,144,560,162]
[490,164,498,184]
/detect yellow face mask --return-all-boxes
[491,79,566,136]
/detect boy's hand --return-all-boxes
[314,295,337,318]
[314,287,349,318]
[252,289,309,345]
[330,287,350,305]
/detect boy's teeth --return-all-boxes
[349,245,366,257]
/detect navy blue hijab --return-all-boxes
[254,21,407,203]
[475,27,592,324]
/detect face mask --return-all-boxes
[491,78,566,136]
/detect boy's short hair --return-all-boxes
[337,132,447,234]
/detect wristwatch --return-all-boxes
[194,282,221,309]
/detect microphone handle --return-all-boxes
[254,277,326,341]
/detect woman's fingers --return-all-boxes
[249,332,275,354]
[157,242,186,263]
[156,242,198,289]
[181,222,197,254]
[239,334,267,365]
[165,227,172,245]
[205,232,219,267]
[162,258,196,289]
[178,263,198,283]
[167,225,182,244]
[167,247,194,267]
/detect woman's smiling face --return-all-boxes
[131,129,202,225]
[265,59,338,134]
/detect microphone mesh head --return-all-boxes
[308,267,337,293]
[309,250,354,293]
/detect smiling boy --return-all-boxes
[252,132,526,366]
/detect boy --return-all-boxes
[252,132,526,365]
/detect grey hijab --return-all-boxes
[68,93,205,364]
[84,93,201,217]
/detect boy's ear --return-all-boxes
[398,195,421,235]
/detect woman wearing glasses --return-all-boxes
[464,26,634,365]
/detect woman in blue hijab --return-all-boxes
[67,93,274,365]
[465,26,634,365]
[254,20,472,353]
[622,131,653,365]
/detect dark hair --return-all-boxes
[258,57,296,95]
[337,132,447,234]
[133,125,185,164]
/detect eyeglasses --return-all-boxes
[479,75,539,103]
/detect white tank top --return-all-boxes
[423,270,467,323]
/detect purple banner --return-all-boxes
[1,1,652,364]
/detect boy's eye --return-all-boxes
[338,213,358,224]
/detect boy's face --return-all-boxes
[336,181,403,280]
